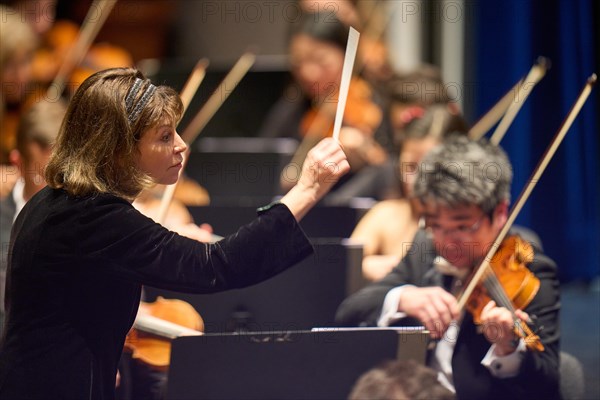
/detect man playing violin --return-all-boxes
[335,136,560,400]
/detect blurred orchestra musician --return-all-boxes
[0,4,38,196]
[0,98,67,331]
[259,10,397,204]
[351,104,468,281]
[336,137,560,400]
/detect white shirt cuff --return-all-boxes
[377,285,415,327]
[481,338,526,378]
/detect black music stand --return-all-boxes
[166,328,429,400]
[186,137,297,205]
[144,239,366,333]
[188,203,371,238]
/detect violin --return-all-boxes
[287,76,386,180]
[299,76,382,138]
[124,297,204,370]
[463,235,544,351]
[456,74,597,352]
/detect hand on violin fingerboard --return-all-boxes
[479,301,528,355]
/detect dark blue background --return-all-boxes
[471,0,598,281]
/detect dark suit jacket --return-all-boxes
[335,229,560,400]
[0,187,313,400]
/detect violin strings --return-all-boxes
[482,267,516,312]
[482,267,532,339]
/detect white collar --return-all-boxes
[12,178,26,222]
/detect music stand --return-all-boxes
[144,239,365,333]
[166,328,429,400]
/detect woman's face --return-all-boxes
[136,121,187,185]
[289,34,344,103]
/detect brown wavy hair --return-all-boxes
[45,68,183,200]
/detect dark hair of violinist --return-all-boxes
[336,136,560,399]
[0,67,349,399]
[398,103,468,197]
[386,65,455,146]
[287,11,348,106]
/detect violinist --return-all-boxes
[351,104,469,281]
[259,11,396,203]
[298,0,394,86]
[335,136,560,400]
[0,68,349,399]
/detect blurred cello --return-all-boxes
[124,297,203,370]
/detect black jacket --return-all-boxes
[0,187,312,400]
[335,229,560,400]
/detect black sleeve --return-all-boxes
[58,197,313,294]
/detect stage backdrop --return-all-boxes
[470,0,599,281]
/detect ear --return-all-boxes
[493,201,509,228]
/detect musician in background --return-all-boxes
[336,136,560,399]
[298,0,394,87]
[351,104,468,281]
[259,11,396,204]
[0,98,66,331]
[0,5,38,196]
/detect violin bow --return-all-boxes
[155,52,256,225]
[178,59,210,112]
[456,73,597,311]
[48,0,118,98]
[151,58,211,226]
[488,57,550,145]
[469,57,550,142]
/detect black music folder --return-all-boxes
[166,328,429,400]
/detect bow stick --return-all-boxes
[456,73,597,312]
[178,59,210,112]
[155,52,256,225]
[47,0,118,99]
[469,57,550,142]
[136,59,208,225]
[489,57,550,145]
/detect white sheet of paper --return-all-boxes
[332,27,360,142]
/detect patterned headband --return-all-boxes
[125,78,157,124]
